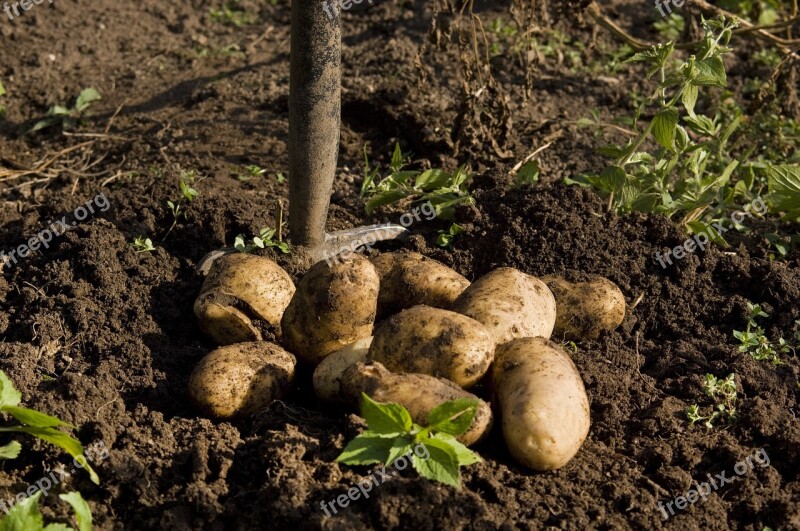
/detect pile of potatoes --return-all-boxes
[187,250,626,472]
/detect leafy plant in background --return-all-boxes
[0,490,91,531]
[164,171,200,241]
[437,223,464,249]
[686,373,738,428]
[30,88,101,133]
[360,143,474,220]
[209,1,258,26]
[234,227,290,254]
[571,17,800,249]
[236,165,266,182]
[0,371,99,484]
[337,394,481,489]
[733,302,798,365]
[0,80,6,116]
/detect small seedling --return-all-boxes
[361,143,474,220]
[209,1,257,26]
[687,373,738,428]
[0,490,91,531]
[0,370,98,484]
[132,236,156,253]
[234,227,290,254]
[30,88,101,133]
[0,80,6,116]
[515,160,540,186]
[437,223,464,248]
[337,394,481,489]
[236,165,266,182]
[733,302,796,365]
[275,172,286,184]
[164,171,200,241]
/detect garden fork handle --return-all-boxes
[289,0,342,247]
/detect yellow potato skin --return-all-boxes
[493,337,590,471]
[281,255,379,366]
[452,267,557,344]
[371,252,470,318]
[312,337,373,402]
[542,276,626,341]
[368,305,494,388]
[341,361,493,446]
[194,254,296,345]
[188,342,296,419]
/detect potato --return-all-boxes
[542,276,626,341]
[451,267,556,344]
[341,361,493,446]
[493,337,590,471]
[312,336,373,402]
[371,252,470,318]
[281,255,379,365]
[368,305,494,388]
[194,254,295,346]
[188,341,296,419]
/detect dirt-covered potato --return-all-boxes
[493,337,590,471]
[194,254,295,346]
[312,336,372,402]
[451,267,556,344]
[368,305,494,388]
[341,361,493,446]
[371,252,470,318]
[281,255,379,365]
[188,341,296,419]
[542,276,626,341]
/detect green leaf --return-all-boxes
[766,164,800,217]
[3,407,74,429]
[390,143,404,172]
[0,492,45,531]
[385,436,416,465]
[74,88,101,113]
[0,441,21,459]
[693,57,727,87]
[515,161,539,185]
[652,108,679,151]
[0,81,5,97]
[410,438,461,488]
[682,84,698,118]
[431,433,481,466]
[0,371,22,409]
[336,432,397,465]
[415,169,451,191]
[599,166,627,192]
[427,399,478,436]
[42,525,71,531]
[0,427,98,484]
[59,492,92,531]
[687,220,728,246]
[359,394,412,434]
[365,189,410,215]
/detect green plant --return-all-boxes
[361,143,474,220]
[0,371,98,484]
[164,171,200,241]
[654,14,685,41]
[209,1,258,26]
[515,160,540,186]
[733,303,797,365]
[0,80,6,116]
[687,373,738,428]
[234,227,290,254]
[436,223,464,248]
[0,490,91,531]
[131,236,156,253]
[236,165,266,182]
[275,172,286,184]
[337,394,481,489]
[30,88,101,133]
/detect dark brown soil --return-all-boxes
[1,1,799,530]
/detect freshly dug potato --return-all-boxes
[188,341,296,419]
[281,255,379,365]
[371,252,470,318]
[542,276,626,341]
[194,254,295,346]
[341,361,493,446]
[368,305,494,388]
[312,336,373,402]
[493,337,590,471]
[451,267,556,344]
